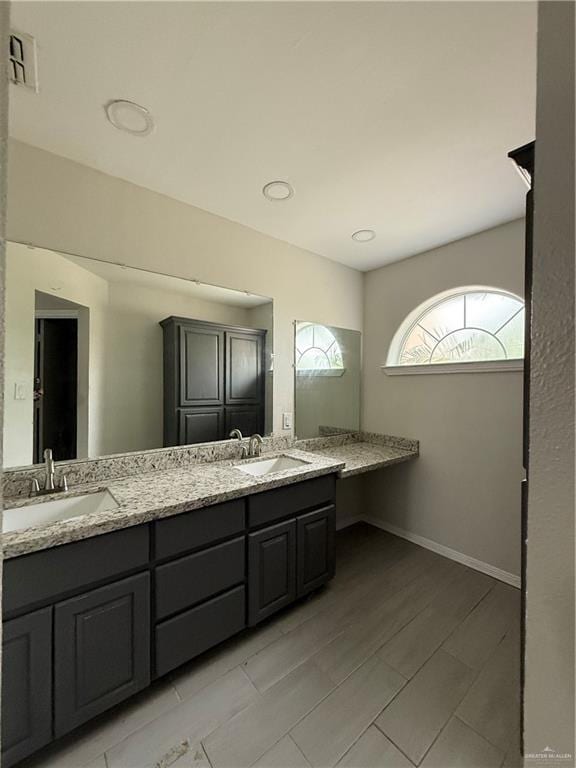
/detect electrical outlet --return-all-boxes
[282,412,293,430]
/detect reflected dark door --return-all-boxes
[34,318,78,463]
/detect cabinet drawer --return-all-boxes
[155,499,245,560]
[155,585,246,677]
[248,475,336,529]
[3,525,150,617]
[155,537,245,620]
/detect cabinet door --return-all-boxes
[225,405,262,437]
[248,519,296,625]
[54,573,150,737]
[2,608,52,768]
[179,324,224,407]
[297,506,336,597]
[225,331,264,405]
[178,407,223,444]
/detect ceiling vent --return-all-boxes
[9,30,39,92]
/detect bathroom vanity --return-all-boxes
[2,461,339,767]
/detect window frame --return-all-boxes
[383,286,525,376]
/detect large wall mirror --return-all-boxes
[4,241,273,468]
[294,321,361,439]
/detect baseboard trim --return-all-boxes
[362,516,521,589]
[336,514,364,531]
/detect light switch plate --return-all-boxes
[282,412,293,430]
[14,382,27,400]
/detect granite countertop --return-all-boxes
[2,433,419,559]
[300,440,418,478]
[2,449,345,559]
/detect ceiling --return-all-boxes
[9,2,537,271]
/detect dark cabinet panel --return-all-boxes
[155,585,246,678]
[2,608,52,768]
[179,325,225,407]
[161,317,266,446]
[248,475,336,529]
[54,573,150,737]
[297,506,336,597]
[3,525,149,618]
[155,499,245,560]
[225,405,262,437]
[178,407,222,445]
[225,331,264,405]
[248,519,296,626]
[155,537,245,620]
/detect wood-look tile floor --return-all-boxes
[22,524,522,768]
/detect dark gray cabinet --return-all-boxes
[2,473,337,766]
[161,317,266,446]
[54,573,150,736]
[297,506,336,597]
[2,608,52,768]
[248,520,297,625]
[247,477,337,626]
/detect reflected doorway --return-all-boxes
[34,293,80,463]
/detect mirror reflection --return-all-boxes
[294,321,361,439]
[4,242,273,467]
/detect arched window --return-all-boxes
[296,323,344,372]
[386,287,524,372]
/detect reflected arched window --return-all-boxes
[387,287,524,369]
[296,323,344,371]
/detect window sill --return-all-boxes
[382,360,524,376]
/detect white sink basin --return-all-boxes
[3,490,119,533]
[235,455,310,477]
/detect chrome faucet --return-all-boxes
[30,448,68,497]
[248,434,264,458]
[44,448,56,491]
[229,429,248,459]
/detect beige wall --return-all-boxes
[362,219,525,580]
[6,140,364,439]
[4,243,109,466]
[524,1,575,760]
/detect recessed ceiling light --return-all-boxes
[351,229,376,243]
[105,99,154,136]
[262,180,294,202]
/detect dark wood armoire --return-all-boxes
[160,316,266,446]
